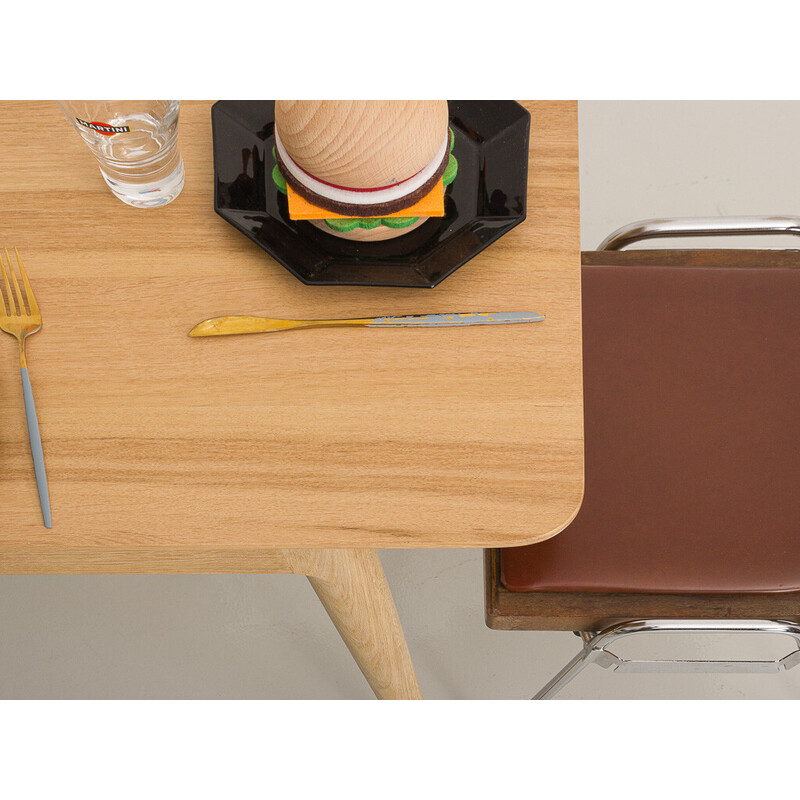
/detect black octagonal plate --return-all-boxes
[212,101,530,288]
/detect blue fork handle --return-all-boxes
[20,367,51,528]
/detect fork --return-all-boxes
[0,247,51,527]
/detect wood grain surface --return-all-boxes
[0,100,582,570]
[292,548,422,699]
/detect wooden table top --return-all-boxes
[0,100,582,569]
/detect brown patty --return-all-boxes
[275,144,448,218]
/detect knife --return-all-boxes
[189,311,545,337]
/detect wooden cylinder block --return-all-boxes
[307,217,429,242]
[275,100,449,188]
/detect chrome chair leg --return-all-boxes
[533,641,600,700]
[533,619,800,699]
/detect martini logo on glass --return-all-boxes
[75,118,131,135]
[57,100,184,207]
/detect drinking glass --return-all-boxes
[57,100,184,208]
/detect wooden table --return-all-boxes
[0,101,582,698]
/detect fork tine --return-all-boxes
[4,247,26,315]
[0,247,15,315]
[14,248,39,316]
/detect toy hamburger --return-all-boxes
[272,100,458,241]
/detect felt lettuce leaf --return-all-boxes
[272,147,287,195]
[324,216,419,232]
[443,127,457,186]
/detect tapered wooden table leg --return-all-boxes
[288,549,423,699]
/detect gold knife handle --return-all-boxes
[188,316,375,337]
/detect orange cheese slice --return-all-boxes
[287,179,445,221]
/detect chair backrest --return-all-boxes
[585,213,800,281]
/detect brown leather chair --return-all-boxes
[485,217,800,698]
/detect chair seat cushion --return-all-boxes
[501,262,800,594]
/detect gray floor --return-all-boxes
[3,101,800,699]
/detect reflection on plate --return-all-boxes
[212,101,530,288]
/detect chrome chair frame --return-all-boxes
[597,214,800,251]
[534,216,800,699]
[536,619,800,700]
